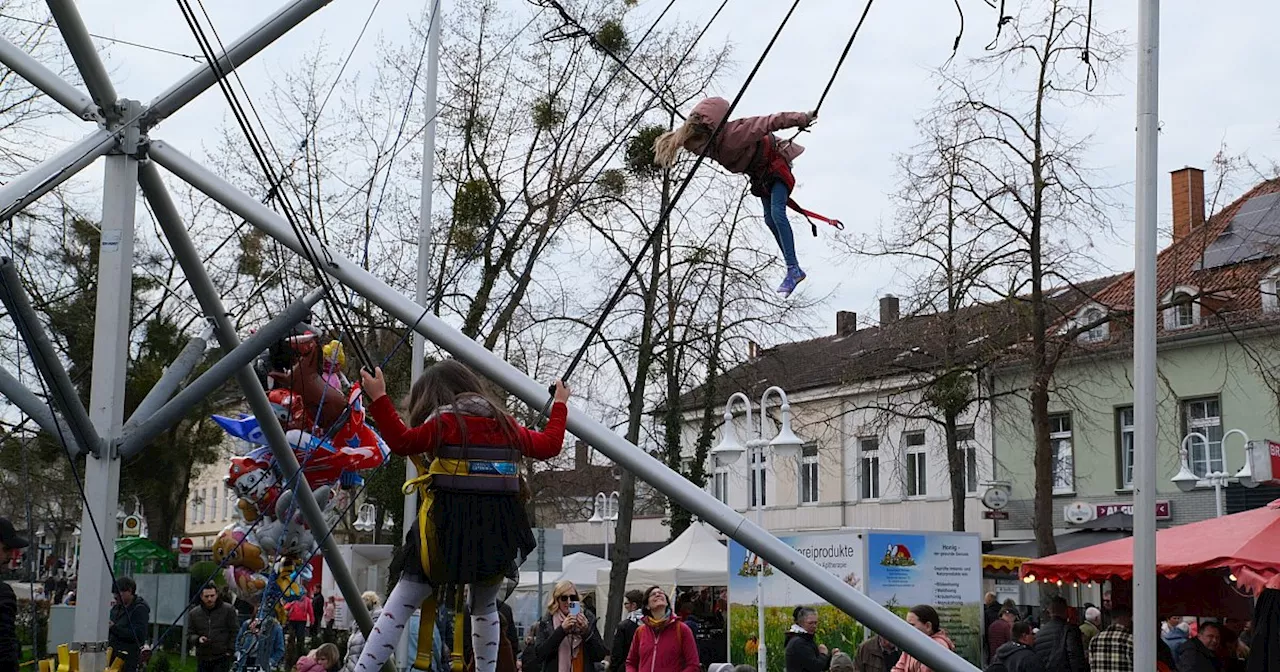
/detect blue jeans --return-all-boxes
[760,181,799,268]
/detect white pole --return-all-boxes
[400,2,440,666]
[754,441,766,672]
[1132,0,1160,668]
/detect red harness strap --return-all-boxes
[748,136,844,237]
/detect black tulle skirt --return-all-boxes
[400,491,535,585]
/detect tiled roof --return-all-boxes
[670,275,1121,413]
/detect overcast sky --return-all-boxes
[41,0,1280,342]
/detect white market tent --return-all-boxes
[596,521,728,594]
[514,551,611,595]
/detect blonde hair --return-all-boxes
[361,591,380,610]
[545,580,578,615]
[652,120,710,168]
[313,643,340,665]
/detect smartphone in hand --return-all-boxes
[568,601,582,617]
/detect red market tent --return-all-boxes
[1020,499,1280,596]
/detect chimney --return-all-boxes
[836,311,857,336]
[748,339,760,359]
[574,439,588,468]
[1171,166,1205,243]
[879,295,900,324]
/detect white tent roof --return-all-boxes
[596,522,728,591]
[513,552,610,594]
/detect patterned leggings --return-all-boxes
[353,578,501,672]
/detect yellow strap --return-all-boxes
[412,594,439,671]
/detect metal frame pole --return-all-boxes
[399,3,440,667]
[0,259,101,456]
[126,326,212,430]
[73,99,141,667]
[0,128,117,220]
[149,140,979,672]
[44,0,117,112]
[138,162,377,637]
[1132,0,1160,669]
[0,364,71,442]
[144,0,334,127]
[0,36,97,119]
[117,287,325,456]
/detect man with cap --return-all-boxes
[0,517,30,672]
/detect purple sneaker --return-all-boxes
[776,266,806,297]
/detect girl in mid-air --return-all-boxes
[355,361,570,672]
[653,97,817,297]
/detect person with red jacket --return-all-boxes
[653,97,833,298]
[354,361,570,672]
[626,586,699,672]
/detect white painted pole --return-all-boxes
[1132,0,1160,669]
[399,1,441,668]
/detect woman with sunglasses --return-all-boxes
[530,581,607,672]
[626,587,699,672]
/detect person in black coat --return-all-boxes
[0,519,29,672]
[1031,597,1087,672]
[609,591,646,672]
[785,607,837,672]
[990,622,1046,672]
[529,583,607,672]
[108,577,151,672]
[1176,623,1222,672]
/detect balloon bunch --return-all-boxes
[209,326,389,608]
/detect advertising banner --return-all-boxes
[864,530,982,665]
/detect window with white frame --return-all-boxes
[904,431,927,498]
[712,466,730,504]
[196,488,206,523]
[1163,288,1200,329]
[956,425,979,494]
[1049,414,1075,494]
[190,496,198,525]
[1263,268,1280,313]
[1182,397,1224,477]
[859,437,880,500]
[1117,407,1134,489]
[799,443,819,504]
[1078,306,1109,343]
[749,445,767,508]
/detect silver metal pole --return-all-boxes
[0,36,97,119]
[44,0,118,112]
[144,0,334,127]
[126,326,212,430]
[1132,0,1160,668]
[73,100,141,670]
[149,139,980,672]
[753,440,766,672]
[138,161,376,637]
[117,288,325,456]
[0,128,117,220]
[398,4,439,664]
[0,259,102,456]
[0,363,70,445]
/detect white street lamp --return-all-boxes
[589,491,619,561]
[714,385,803,672]
[353,503,376,533]
[1175,429,1249,517]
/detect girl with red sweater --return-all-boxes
[354,361,570,672]
[626,586,699,672]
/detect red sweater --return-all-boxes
[368,395,567,461]
[625,619,699,672]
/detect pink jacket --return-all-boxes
[687,97,809,174]
[295,656,327,672]
[890,631,955,672]
[625,618,699,672]
[286,599,313,625]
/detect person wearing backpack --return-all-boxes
[1032,598,1089,672]
[988,622,1044,672]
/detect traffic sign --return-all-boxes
[177,553,191,568]
[178,537,194,554]
[982,510,1009,520]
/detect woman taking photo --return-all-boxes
[531,581,607,672]
[625,587,699,672]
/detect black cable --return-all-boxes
[811,0,875,116]
[556,0,803,389]
[0,12,204,61]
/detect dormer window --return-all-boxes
[1262,266,1280,313]
[1162,286,1201,330]
[1076,306,1108,343]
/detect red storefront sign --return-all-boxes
[1095,501,1170,520]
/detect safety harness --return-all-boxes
[747,135,844,237]
[401,441,521,671]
